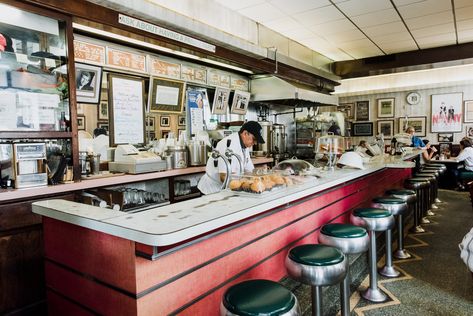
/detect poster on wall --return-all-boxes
[431,93,463,132]
[187,88,210,135]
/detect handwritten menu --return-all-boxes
[74,40,105,64]
[111,76,144,145]
[181,65,207,84]
[231,76,249,91]
[150,57,180,79]
[107,48,146,73]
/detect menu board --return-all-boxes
[107,47,146,73]
[231,76,249,91]
[110,74,145,145]
[181,65,207,84]
[149,57,180,79]
[74,40,106,64]
[207,69,230,88]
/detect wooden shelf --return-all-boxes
[0,131,73,139]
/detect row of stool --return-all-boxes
[221,166,446,316]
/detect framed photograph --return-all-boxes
[467,126,473,138]
[146,116,155,131]
[355,101,370,121]
[97,122,109,132]
[352,122,373,136]
[439,142,452,154]
[437,133,453,142]
[148,131,156,141]
[98,101,108,120]
[161,130,170,139]
[377,98,395,118]
[377,120,394,139]
[75,63,102,104]
[399,116,426,137]
[77,116,86,130]
[160,115,170,127]
[464,100,473,123]
[178,115,186,126]
[149,77,185,113]
[230,90,251,115]
[212,87,230,115]
[337,103,354,119]
[431,93,463,132]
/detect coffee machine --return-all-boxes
[13,143,48,188]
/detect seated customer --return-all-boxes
[420,139,437,164]
[406,126,425,148]
[453,138,473,189]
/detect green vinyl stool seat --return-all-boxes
[221,279,299,316]
[286,244,347,316]
[318,223,369,316]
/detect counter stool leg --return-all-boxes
[410,191,424,233]
[422,187,431,223]
[362,231,387,302]
[340,269,350,316]
[379,229,400,277]
[312,285,322,316]
[394,214,410,259]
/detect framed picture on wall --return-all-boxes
[355,101,370,121]
[377,98,395,118]
[399,116,426,137]
[149,77,185,113]
[352,122,373,136]
[75,63,102,104]
[77,116,86,130]
[160,115,170,127]
[431,92,463,132]
[377,120,394,139]
[146,116,155,131]
[230,90,251,115]
[337,103,354,119]
[97,122,109,132]
[437,133,453,142]
[467,126,473,138]
[212,87,230,115]
[464,100,473,123]
[98,102,108,120]
[178,115,186,126]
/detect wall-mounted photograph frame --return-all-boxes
[77,116,86,130]
[352,122,373,136]
[399,116,426,137]
[178,115,186,126]
[146,116,155,131]
[161,130,170,139]
[97,121,109,132]
[109,73,145,146]
[431,92,463,132]
[160,115,170,127]
[75,63,102,104]
[438,133,453,142]
[377,120,394,139]
[98,101,108,120]
[149,77,185,113]
[355,101,370,121]
[377,98,395,118]
[467,126,473,138]
[230,90,251,115]
[464,100,473,123]
[337,103,354,119]
[212,87,230,115]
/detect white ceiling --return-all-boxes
[215,0,473,61]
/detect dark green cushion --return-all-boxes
[223,279,296,315]
[321,223,367,238]
[459,171,473,180]
[386,189,415,196]
[354,207,391,218]
[372,197,405,204]
[288,244,344,266]
[407,177,431,182]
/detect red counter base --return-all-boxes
[42,168,411,315]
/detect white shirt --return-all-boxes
[197,133,254,195]
[455,146,473,171]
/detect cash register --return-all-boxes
[108,144,167,174]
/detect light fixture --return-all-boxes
[72,23,253,74]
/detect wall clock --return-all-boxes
[406,92,421,105]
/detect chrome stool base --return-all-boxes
[435,198,442,203]
[411,225,425,233]
[421,217,431,224]
[427,210,436,216]
[430,204,438,210]
[379,265,401,278]
[394,249,411,259]
[361,287,387,302]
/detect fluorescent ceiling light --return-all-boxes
[72,23,253,74]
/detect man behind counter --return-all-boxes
[197,121,265,195]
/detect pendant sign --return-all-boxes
[118,14,216,53]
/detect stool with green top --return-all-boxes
[405,178,430,233]
[221,279,300,316]
[318,223,369,316]
[351,208,394,302]
[371,197,407,278]
[386,189,416,259]
[416,170,439,214]
[285,244,347,316]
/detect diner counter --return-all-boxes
[32,153,418,247]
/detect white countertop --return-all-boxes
[32,154,417,246]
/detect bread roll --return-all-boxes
[250,180,265,193]
[229,179,242,190]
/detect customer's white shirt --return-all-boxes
[456,146,473,171]
[197,133,254,194]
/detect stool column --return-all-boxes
[313,286,322,316]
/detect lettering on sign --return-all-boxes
[150,57,180,79]
[107,48,146,72]
[74,40,105,64]
[231,77,249,91]
[181,65,206,84]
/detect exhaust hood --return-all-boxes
[251,76,339,107]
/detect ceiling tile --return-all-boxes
[396,0,452,19]
[410,23,455,38]
[404,10,453,29]
[392,0,427,6]
[294,6,346,27]
[454,0,473,9]
[283,28,318,40]
[338,38,378,49]
[457,19,473,31]
[309,19,356,36]
[349,46,384,59]
[455,5,473,21]
[214,0,266,11]
[264,17,304,32]
[350,8,400,28]
[458,31,473,43]
[324,29,366,43]
[336,0,392,17]
[416,33,456,49]
[362,21,407,37]
[379,39,418,54]
[269,0,330,15]
[371,32,413,43]
[237,3,285,23]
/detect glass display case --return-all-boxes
[0,3,70,133]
